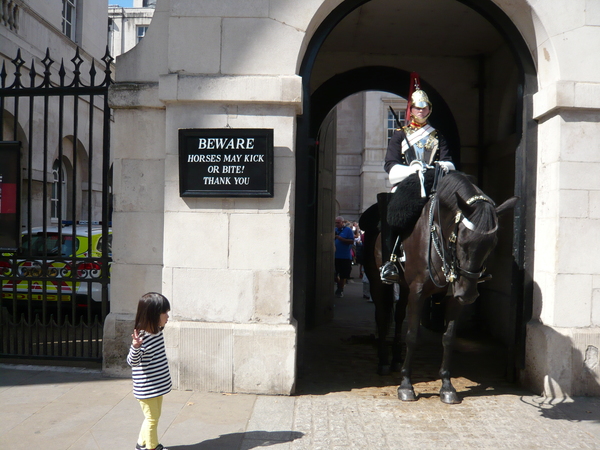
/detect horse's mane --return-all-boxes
[437,172,497,232]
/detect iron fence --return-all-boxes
[0,47,113,361]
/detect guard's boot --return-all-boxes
[380,260,400,284]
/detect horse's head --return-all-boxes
[451,193,518,305]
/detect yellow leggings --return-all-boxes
[137,395,163,449]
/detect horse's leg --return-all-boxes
[362,229,394,375]
[390,283,408,372]
[439,296,464,404]
[373,282,395,375]
[397,289,425,401]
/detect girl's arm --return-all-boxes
[126,329,145,367]
[131,329,143,348]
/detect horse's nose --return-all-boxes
[454,281,479,305]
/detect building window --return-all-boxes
[143,0,157,7]
[51,160,66,222]
[386,107,406,143]
[62,0,76,40]
[137,26,148,43]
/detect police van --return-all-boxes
[1,222,111,318]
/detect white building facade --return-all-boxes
[108,0,155,59]
[102,0,600,398]
[333,91,406,222]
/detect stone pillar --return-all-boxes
[103,0,306,394]
[523,81,600,397]
[103,84,168,373]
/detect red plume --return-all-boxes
[405,72,421,126]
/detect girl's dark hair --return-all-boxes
[134,292,171,334]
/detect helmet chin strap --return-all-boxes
[411,114,430,125]
[410,106,432,124]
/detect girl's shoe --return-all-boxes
[135,444,146,450]
[154,445,168,450]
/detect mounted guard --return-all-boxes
[380,74,456,284]
[358,73,518,403]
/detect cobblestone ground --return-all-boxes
[288,393,600,449]
[289,274,600,449]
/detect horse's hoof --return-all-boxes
[397,387,417,401]
[440,390,461,404]
[378,365,391,376]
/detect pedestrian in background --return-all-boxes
[334,216,354,298]
[127,292,172,450]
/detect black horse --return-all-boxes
[360,171,517,404]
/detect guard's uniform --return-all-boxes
[379,88,455,284]
[383,89,455,189]
[384,124,452,173]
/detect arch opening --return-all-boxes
[294,0,538,389]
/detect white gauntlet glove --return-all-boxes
[388,164,417,185]
[437,161,455,173]
[409,160,426,172]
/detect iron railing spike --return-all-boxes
[70,47,84,87]
[101,46,114,86]
[10,48,25,89]
[89,59,97,85]
[41,48,54,87]
[58,58,66,86]
[0,61,7,88]
[29,58,37,87]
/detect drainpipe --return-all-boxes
[120,8,126,56]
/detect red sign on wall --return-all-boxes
[0,181,17,214]
[0,142,21,251]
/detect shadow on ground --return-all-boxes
[168,431,304,450]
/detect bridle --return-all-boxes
[428,193,497,287]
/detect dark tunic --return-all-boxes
[384,125,452,173]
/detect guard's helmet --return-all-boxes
[411,89,431,109]
[410,89,432,123]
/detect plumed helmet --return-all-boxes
[411,89,431,109]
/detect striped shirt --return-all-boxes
[127,330,172,399]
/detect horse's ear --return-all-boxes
[455,192,475,216]
[495,196,519,217]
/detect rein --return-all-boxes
[428,193,496,287]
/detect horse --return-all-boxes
[359,170,517,404]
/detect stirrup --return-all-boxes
[398,247,406,262]
[380,260,400,284]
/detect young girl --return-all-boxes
[127,292,172,450]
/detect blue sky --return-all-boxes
[109,0,133,7]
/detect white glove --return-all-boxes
[388,164,418,185]
[437,161,455,173]
[409,160,426,172]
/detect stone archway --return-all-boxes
[294,0,537,381]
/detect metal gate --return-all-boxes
[0,47,113,362]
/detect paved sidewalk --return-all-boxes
[1,363,600,449]
[2,272,600,449]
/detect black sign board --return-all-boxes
[179,128,274,197]
[0,142,21,251]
